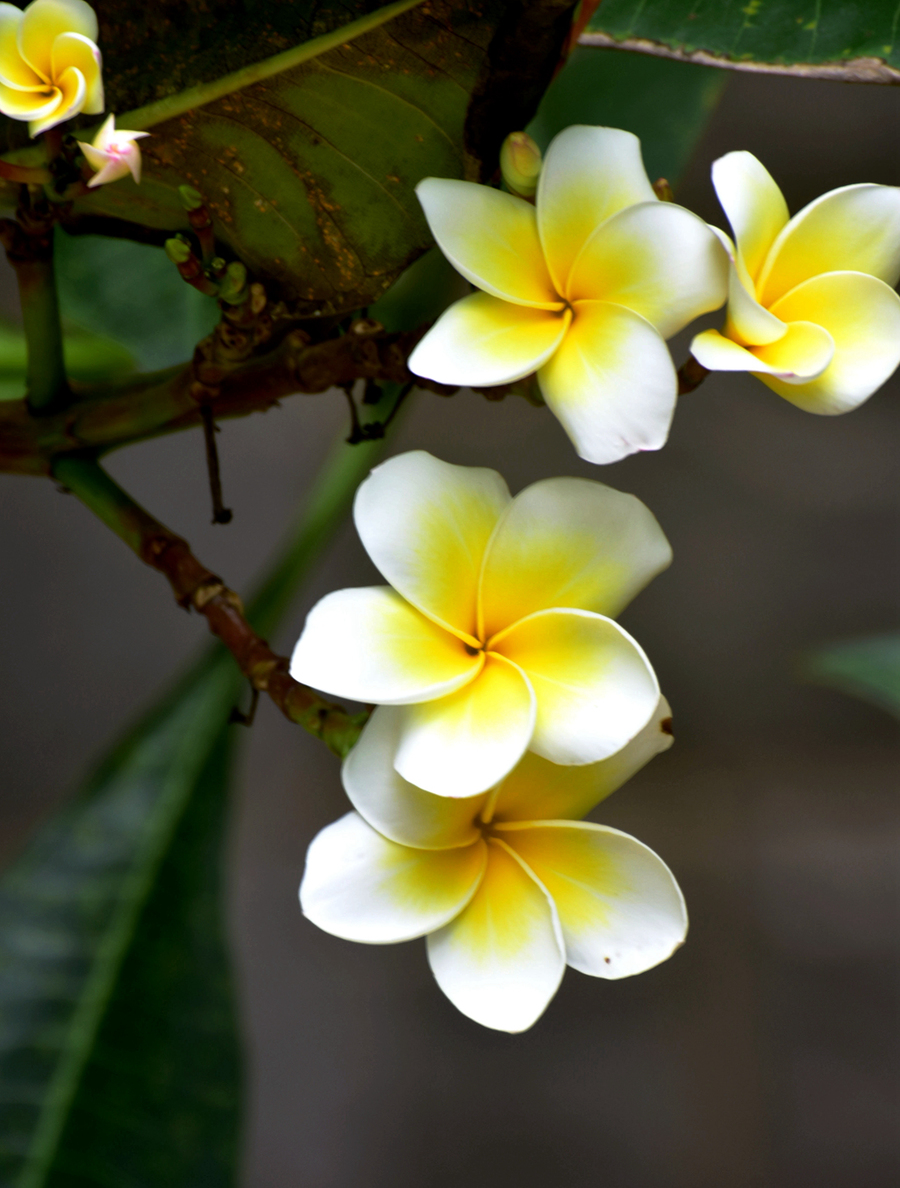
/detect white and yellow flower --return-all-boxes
[78,113,147,187]
[290,451,670,799]
[0,0,102,136]
[408,125,728,464]
[301,698,685,1032]
[691,151,900,414]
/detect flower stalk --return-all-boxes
[50,454,368,755]
[0,214,71,413]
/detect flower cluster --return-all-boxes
[293,451,686,1030]
[410,126,900,458]
[0,0,102,136]
[409,126,728,465]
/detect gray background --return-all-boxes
[1,64,899,1187]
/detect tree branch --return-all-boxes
[52,454,368,757]
[0,318,428,475]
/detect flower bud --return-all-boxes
[164,236,192,266]
[179,184,204,211]
[218,260,248,304]
[500,132,542,199]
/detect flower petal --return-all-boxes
[478,475,671,640]
[395,653,536,797]
[0,78,57,118]
[495,821,687,978]
[711,151,789,284]
[18,0,97,79]
[537,125,656,297]
[492,608,659,765]
[408,292,570,388]
[750,320,834,382]
[354,450,509,643]
[289,586,481,705]
[758,183,900,308]
[492,695,674,823]
[342,707,486,848]
[427,837,564,1031]
[0,3,42,88]
[537,300,677,465]
[416,177,561,308]
[691,321,834,380]
[28,60,81,134]
[567,201,728,337]
[300,812,486,944]
[716,241,787,347]
[762,270,900,414]
[51,30,101,111]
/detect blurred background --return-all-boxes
[1,54,899,1188]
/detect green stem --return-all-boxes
[19,252,71,413]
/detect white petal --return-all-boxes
[289,586,480,705]
[427,837,565,1031]
[17,0,97,79]
[353,450,509,643]
[718,245,787,347]
[758,183,900,308]
[491,608,659,765]
[711,151,789,284]
[478,475,671,640]
[691,321,834,381]
[567,201,728,337]
[492,695,674,823]
[408,291,570,388]
[416,177,561,308]
[342,707,486,849]
[537,125,656,297]
[537,300,677,465]
[301,812,486,944]
[395,654,536,797]
[763,270,900,414]
[495,822,687,977]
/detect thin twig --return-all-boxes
[677,355,710,395]
[51,454,367,756]
[199,403,233,524]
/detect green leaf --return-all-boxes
[527,45,728,185]
[54,0,575,314]
[0,430,391,1186]
[54,231,220,372]
[583,0,900,82]
[0,658,244,1188]
[802,631,900,717]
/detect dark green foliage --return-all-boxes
[528,46,728,186]
[587,0,900,72]
[68,0,575,313]
[54,230,220,371]
[44,730,241,1188]
[0,659,244,1188]
[803,632,900,717]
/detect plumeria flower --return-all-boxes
[301,696,685,1032]
[0,0,102,137]
[78,113,148,186]
[291,451,670,799]
[691,151,900,414]
[407,125,728,465]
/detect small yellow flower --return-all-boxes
[691,151,900,414]
[291,451,670,799]
[301,699,685,1032]
[78,113,148,186]
[408,126,728,464]
[0,0,103,137]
